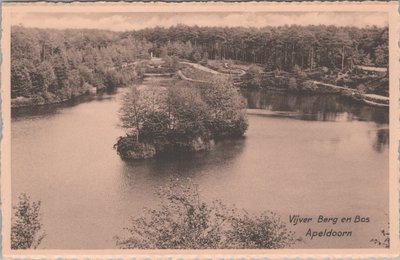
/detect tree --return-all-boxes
[199,77,248,138]
[11,60,33,98]
[162,55,179,72]
[11,25,389,106]
[374,44,388,67]
[200,52,209,66]
[115,179,298,249]
[11,26,148,106]
[246,65,263,88]
[166,86,212,145]
[120,86,167,141]
[120,87,147,140]
[192,50,202,63]
[31,61,56,94]
[11,194,46,250]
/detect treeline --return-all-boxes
[129,24,388,71]
[11,25,388,104]
[11,26,151,103]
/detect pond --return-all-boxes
[11,88,389,249]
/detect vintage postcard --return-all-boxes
[1,2,399,258]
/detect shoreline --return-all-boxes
[11,84,389,111]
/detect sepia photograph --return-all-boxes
[1,2,399,257]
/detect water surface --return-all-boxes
[11,89,389,249]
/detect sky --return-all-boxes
[11,12,388,31]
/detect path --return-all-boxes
[180,61,220,75]
[312,80,389,107]
[177,70,209,83]
[180,61,246,78]
[311,80,351,91]
[224,62,246,76]
[363,94,389,102]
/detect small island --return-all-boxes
[114,60,248,160]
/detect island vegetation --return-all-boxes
[114,71,248,159]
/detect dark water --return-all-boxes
[11,89,389,249]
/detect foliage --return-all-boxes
[162,55,180,72]
[246,65,264,88]
[300,80,319,92]
[119,86,167,139]
[114,135,156,159]
[192,50,202,63]
[180,65,216,81]
[11,194,46,250]
[12,25,388,104]
[131,24,388,70]
[117,76,248,158]
[115,179,297,249]
[165,86,212,145]
[198,78,248,138]
[227,211,297,249]
[11,26,151,104]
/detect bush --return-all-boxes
[162,55,179,72]
[301,80,318,92]
[114,135,157,159]
[246,65,263,88]
[192,50,202,63]
[115,179,298,249]
[227,211,296,249]
[11,194,46,249]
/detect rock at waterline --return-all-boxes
[115,136,215,160]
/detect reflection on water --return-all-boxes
[372,128,389,153]
[242,90,389,153]
[11,89,389,249]
[243,90,389,124]
[120,138,246,186]
[11,91,119,119]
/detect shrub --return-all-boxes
[301,80,318,92]
[11,194,46,250]
[115,179,298,249]
[227,211,296,249]
[114,135,157,159]
[246,65,263,88]
[192,50,202,63]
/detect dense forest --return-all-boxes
[130,25,388,70]
[11,26,150,103]
[11,25,388,106]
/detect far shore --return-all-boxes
[12,58,389,109]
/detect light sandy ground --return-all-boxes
[364,94,389,101]
[180,61,220,75]
[177,70,208,83]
